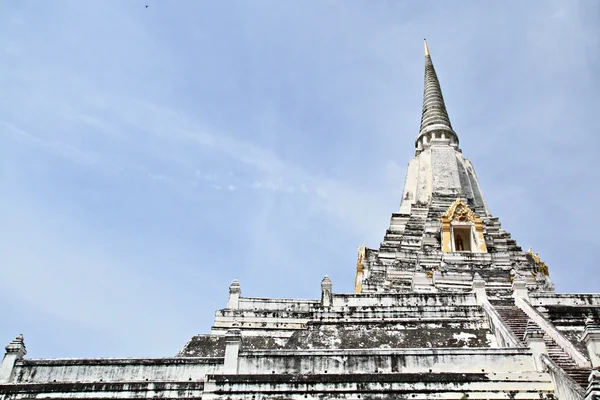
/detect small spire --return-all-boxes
[229,279,241,294]
[416,40,457,149]
[5,334,26,357]
[227,279,241,309]
[321,275,333,307]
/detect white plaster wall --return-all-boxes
[332,293,478,307]
[395,144,490,213]
[530,293,600,306]
[442,252,493,263]
[461,155,491,215]
[455,155,476,201]
[238,298,318,311]
[212,298,320,334]
[11,358,222,383]
[203,375,554,400]
[212,294,483,337]
[215,295,480,332]
[399,156,420,214]
[431,146,461,196]
[315,306,485,320]
[210,328,299,338]
[237,348,537,375]
[214,312,309,329]
[2,382,207,399]
[415,149,433,204]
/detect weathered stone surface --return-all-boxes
[285,322,490,350]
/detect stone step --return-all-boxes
[493,304,588,389]
[563,369,592,386]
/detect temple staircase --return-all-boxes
[493,304,590,388]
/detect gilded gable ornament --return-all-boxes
[439,199,482,224]
[527,248,550,276]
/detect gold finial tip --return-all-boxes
[424,39,430,56]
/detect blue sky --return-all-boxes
[1,1,599,358]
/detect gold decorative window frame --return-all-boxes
[439,199,487,253]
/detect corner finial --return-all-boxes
[321,275,333,308]
[229,278,241,294]
[5,334,26,357]
[227,279,241,309]
[424,39,430,56]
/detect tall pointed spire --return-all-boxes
[416,40,457,149]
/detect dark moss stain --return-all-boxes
[282,322,490,350]
[0,381,204,395]
[207,372,490,384]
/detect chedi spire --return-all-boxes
[416,40,458,150]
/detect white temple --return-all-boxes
[1,41,599,400]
